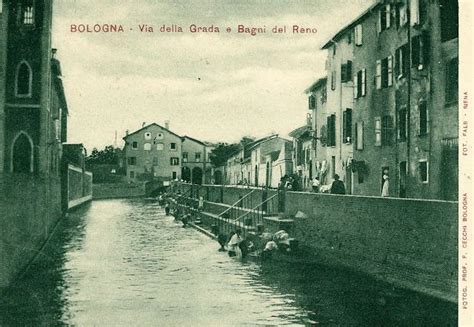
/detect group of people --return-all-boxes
[309,174,346,195]
[216,228,293,260]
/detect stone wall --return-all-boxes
[285,191,457,302]
[0,173,62,288]
[66,164,92,210]
[93,182,146,199]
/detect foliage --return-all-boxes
[86,145,121,167]
[209,136,255,167]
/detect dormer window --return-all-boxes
[15,61,32,97]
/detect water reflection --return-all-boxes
[0,199,456,326]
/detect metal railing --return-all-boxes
[232,192,280,236]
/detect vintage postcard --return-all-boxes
[0,0,470,325]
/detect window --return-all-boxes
[343,109,352,144]
[132,141,138,149]
[446,58,458,103]
[331,71,336,90]
[144,132,152,140]
[326,114,336,147]
[412,33,430,70]
[341,61,352,83]
[182,152,188,162]
[395,44,409,78]
[375,117,382,146]
[353,69,366,99]
[157,143,164,150]
[195,152,201,162]
[130,171,135,179]
[144,143,151,151]
[128,157,137,165]
[153,157,158,165]
[356,121,364,150]
[15,61,32,97]
[319,125,327,146]
[378,4,391,33]
[170,143,177,150]
[172,172,177,180]
[354,24,363,46]
[11,132,34,173]
[308,95,316,109]
[398,107,407,141]
[440,0,458,42]
[419,160,428,183]
[419,101,428,136]
[410,0,420,26]
[156,133,164,139]
[321,86,327,103]
[381,116,393,146]
[397,4,408,27]
[376,56,393,89]
[170,157,179,166]
[23,4,34,25]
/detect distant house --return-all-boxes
[289,123,314,190]
[181,135,213,184]
[248,135,293,188]
[123,123,182,183]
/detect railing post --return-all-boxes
[278,187,286,214]
[262,187,268,213]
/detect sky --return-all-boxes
[52,0,375,152]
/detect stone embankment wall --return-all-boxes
[66,164,93,209]
[0,174,62,288]
[175,183,457,302]
[93,182,146,199]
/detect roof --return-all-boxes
[305,77,327,94]
[123,123,182,140]
[183,135,207,146]
[321,1,380,49]
[289,125,312,139]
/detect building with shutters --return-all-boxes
[122,123,183,183]
[319,0,458,200]
[319,21,356,193]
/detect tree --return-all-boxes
[209,136,256,167]
[85,145,121,167]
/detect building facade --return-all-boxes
[309,0,458,200]
[341,0,458,200]
[123,123,183,183]
[181,135,212,184]
[306,77,330,187]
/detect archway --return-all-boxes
[192,167,203,185]
[182,166,191,182]
[12,132,33,173]
[214,170,223,185]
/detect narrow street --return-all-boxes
[0,200,456,326]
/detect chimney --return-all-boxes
[165,120,170,130]
[126,129,129,136]
[51,48,58,59]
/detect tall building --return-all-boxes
[123,123,183,183]
[312,0,458,200]
[0,0,71,287]
[1,0,67,177]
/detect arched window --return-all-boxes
[15,61,32,97]
[11,131,34,173]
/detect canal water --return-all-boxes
[0,199,456,326]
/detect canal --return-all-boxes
[0,199,456,326]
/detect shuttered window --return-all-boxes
[343,109,352,144]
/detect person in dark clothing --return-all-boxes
[330,174,346,195]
